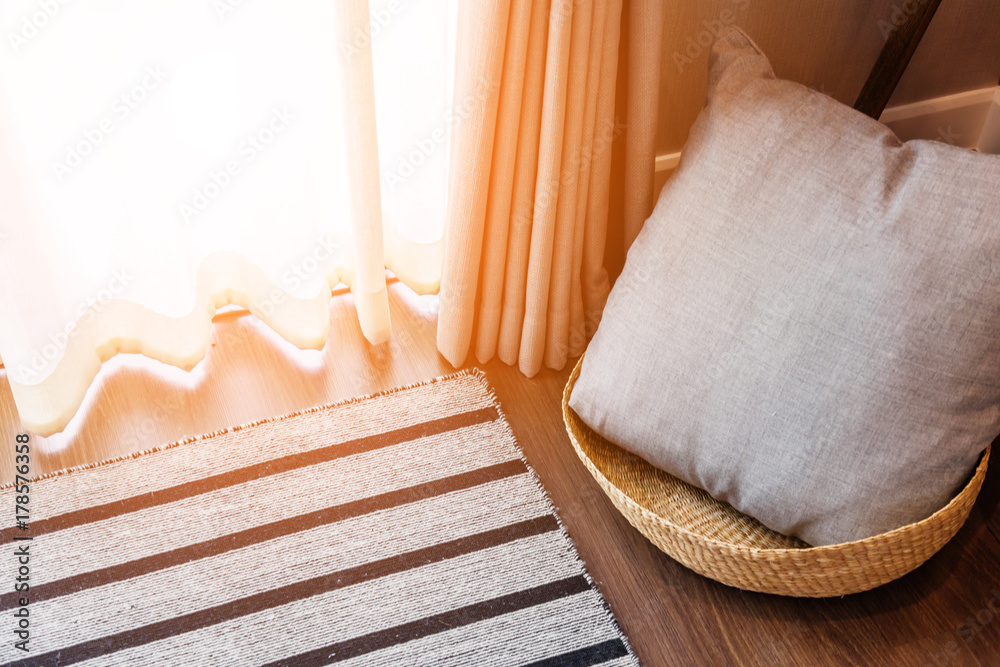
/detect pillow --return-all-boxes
[569,26,1000,546]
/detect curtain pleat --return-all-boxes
[436,0,512,367]
[581,0,623,337]
[335,0,391,345]
[496,0,552,367]
[540,0,592,373]
[623,0,664,251]
[566,0,608,361]
[473,0,535,364]
[440,0,629,377]
[517,0,575,377]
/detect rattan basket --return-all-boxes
[563,356,990,597]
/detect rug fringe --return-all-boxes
[1,367,486,490]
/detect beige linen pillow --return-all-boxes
[569,26,1000,546]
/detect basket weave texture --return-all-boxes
[563,356,989,597]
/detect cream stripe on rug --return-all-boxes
[28,473,546,587]
[330,592,625,667]
[1,370,638,666]
[24,425,522,582]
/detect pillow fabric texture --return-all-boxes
[569,26,1000,546]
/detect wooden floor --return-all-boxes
[3,283,1000,666]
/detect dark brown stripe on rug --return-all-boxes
[0,406,498,542]
[0,459,529,611]
[524,639,631,667]
[260,576,593,666]
[9,517,559,667]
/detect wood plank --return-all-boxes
[889,631,982,667]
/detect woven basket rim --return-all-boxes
[563,354,990,555]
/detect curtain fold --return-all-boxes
[439,0,626,377]
[495,0,553,368]
[582,0,623,340]
[624,0,665,252]
[473,0,535,365]
[335,0,391,345]
[436,0,511,367]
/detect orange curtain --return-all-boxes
[624,0,665,252]
[438,0,633,377]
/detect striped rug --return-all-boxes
[1,369,638,666]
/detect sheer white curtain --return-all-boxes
[0,0,450,434]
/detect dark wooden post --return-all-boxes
[854,0,943,119]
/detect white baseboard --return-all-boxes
[654,152,682,172]
[978,88,1000,155]
[653,152,681,199]
[653,85,1000,199]
[878,86,997,149]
